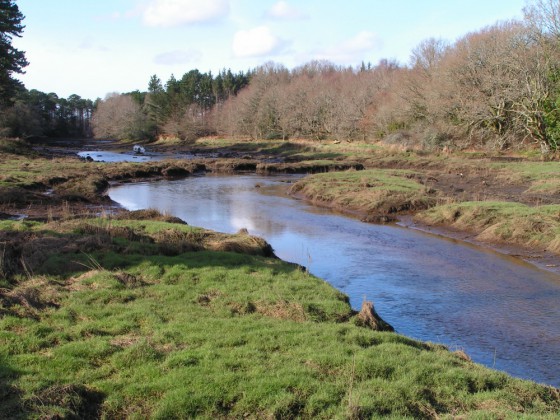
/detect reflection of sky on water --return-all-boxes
[77,150,184,162]
[109,174,560,387]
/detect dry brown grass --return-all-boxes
[524,179,560,195]
[0,276,60,318]
[110,334,142,348]
[289,169,438,222]
[26,384,104,419]
[113,272,145,288]
[205,234,274,257]
[355,300,394,332]
[453,350,472,362]
[66,270,103,291]
[416,202,560,254]
[254,300,308,322]
[113,208,186,224]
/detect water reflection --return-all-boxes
[77,150,184,162]
[109,174,560,387]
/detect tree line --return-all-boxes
[0,1,94,138]
[3,0,560,153]
[92,69,250,141]
[213,1,560,153]
[0,89,95,138]
[91,1,560,153]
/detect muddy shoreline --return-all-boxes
[286,190,560,276]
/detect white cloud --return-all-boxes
[232,26,286,58]
[154,49,202,65]
[267,1,308,20]
[313,31,382,63]
[142,0,230,27]
[344,31,380,52]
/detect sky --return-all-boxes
[13,0,528,100]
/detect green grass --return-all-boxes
[489,161,560,195]
[1,217,559,418]
[416,201,560,253]
[525,179,560,195]
[0,147,199,204]
[493,161,560,182]
[289,169,438,220]
[1,136,559,418]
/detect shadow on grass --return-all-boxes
[26,384,105,419]
[0,356,25,419]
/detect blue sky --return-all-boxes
[13,0,527,100]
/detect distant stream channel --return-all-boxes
[108,173,560,387]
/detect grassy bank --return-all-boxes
[491,161,560,197]
[415,201,560,254]
[0,138,364,212]
[289,169,439,222]
[1,213,559,418]
[289,168,560,255]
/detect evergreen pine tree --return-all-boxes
[0,0,28,106]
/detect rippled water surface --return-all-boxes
[109,174,560,387]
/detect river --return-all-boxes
[108,173,560,387]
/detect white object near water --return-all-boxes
[133,145,145,154]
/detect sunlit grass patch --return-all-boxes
[416,201,560,253]
[524,179,560,195]
[1,211,559,417]
[289,169,438,220]
[492,161,560,191]
[1,138,560,417]
[497,161,560,181]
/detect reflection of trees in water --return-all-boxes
[136,177,288,236]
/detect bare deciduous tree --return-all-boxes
[92,93,147,140]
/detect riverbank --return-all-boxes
[1,136,560,416]
[287,169,560,274]
[2,135,559,272]
[2,212,559,418]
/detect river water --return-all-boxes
[77,150,186,162]
[108,174,560,387]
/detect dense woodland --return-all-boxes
[2,1,560,153]
[0,90,95,138]
[209,1,560,155]
[91,69,250,141]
